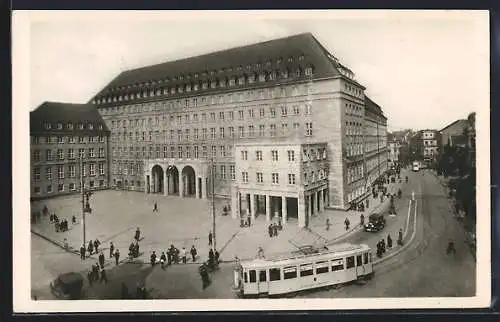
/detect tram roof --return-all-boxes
[241,243,370,269]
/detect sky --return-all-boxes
[19,10,489,131]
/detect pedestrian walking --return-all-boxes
[344,217,350,231]
[190,245,197,262]
[215,250,220,265]
[181,247,187,264]
[360,214,365,226]
[114,249,120,266]
[94,239,101,253]
[99,252,105,269]
[92,263,100,282]
[167,248,172,266]
[199,263,210,289]
[398,228,403,246]
[387,234,393,249]
[72,215,76,224]
[273,223,279,237]
[325,218,331,231]
[99,268,108,284]
[150,251,157,267]
[208,231,213,246]
[80,244,86,260]
[109,242,114,259]
[381,239,386,254]
[135,227,141,242]
[208,248,215,268]
[160,252,167,269]
[153,202,158,212]
[88,240,94,255]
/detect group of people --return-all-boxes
[87,260,108,285]
[198,248,221,289]
[267,219,282,237]
[79,239,102,259]
[376,229,404,258]
[152,244,199,269]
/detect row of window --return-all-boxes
[31,135,106,145]
[110,104,311,130]
[33,180,106,194]
[113,145,234,160]
[244,253,369,283]
[43,122,105,131]
[347,186,368,203]
[240,169,328,185]
[32,148,106,162]
[95,64,315,104]
[347,163,365,184]
[33,163,106,181]
[111,122,312,143]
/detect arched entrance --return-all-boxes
[151,165,164,194]
[166,165,179,195]
[181,165,196,197]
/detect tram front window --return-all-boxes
[249,270,257,283]
[300,263,314,277]
[315,261,329,274]
[332,259,344,271]
[356,255,362,267]
[363,253,369,264]
[346,256,355,269]
[259,270,267,282]
[270,268,281,281]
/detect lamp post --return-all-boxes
[79,156,92,255]
[211,158,216,251]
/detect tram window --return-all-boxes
[259,270,267,282]
[315,261,329,274]
[356,255,362,267]
[300,263,314,277]
[249,270,257,283]
[244,272,248,283]
[346,256,355,269]
[284,266,297,279]
[369,253,372,263]
[270,268,281,281]
[364,253,369,264]
[331,259,344,271]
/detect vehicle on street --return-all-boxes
[50,272,85,300]
[364,213,386,232]
[236,243,373,297]
[412,161,420,172]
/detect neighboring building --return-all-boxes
[233,140,328,227]
[422,129,441,161]
[90,32,389,224]
[439,119,468,148]
[387,133,401,166]
[30,102,111,200]
[364,97,388,192]
[466,112,476,168]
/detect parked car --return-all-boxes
[364,213,386,232]
[50,272,84,300]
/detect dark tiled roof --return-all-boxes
[365,96,386,119]
[439,119,467,133]
[92,33,346,104]
[30,102,110,135]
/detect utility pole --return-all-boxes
[211,158,216,251]
[80,157,86,252]
[377,115,381,179]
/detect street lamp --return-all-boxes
[79,157,92,255]
[210,158,216,251]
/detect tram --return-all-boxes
[236,243,374,297]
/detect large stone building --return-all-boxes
[30,102,111,200]
[439,119,468,148]
[90,33,389,224]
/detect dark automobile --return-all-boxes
[364,213,386,232]
[50,272,84,300]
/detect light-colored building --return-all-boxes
[422,130,440,161]
[90,33,389,223]
[30,102,111,200]
[364,97,388,190]
[233,140,328,227]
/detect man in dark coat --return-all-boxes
[268,224,273,237]
[114,249,120,266]
[208,249,215,268]
[135,228,141,241]
[160,252,167,269]
[387,234,393,249]
[208,231,213,246]
[190,245,197,262]
[344,218,350,231]
[80,245,86,260]
[92,263,99,281]
[88,240,94,255]
[109,242,114,259]
[153,202,158,212]
[150,251,157,267]
[94,239,101,253]
[167,248,172,266]
[98,252,105,269]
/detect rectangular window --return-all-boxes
[306,122,313,136]
[293,105,300,115]
[99,163,105,175]
[194,129,199,139]
[220,146,225,157]
[257,172,263,183]
[89,163,96,176]
[220,127,225,139]
[47,184,53,193]
[89,148,95,158]
[249,270,257,283]
[202,128,207,140]
[57,149,64,160]
[33,150,41,162]
[272,173,279,184]
[241,150,248,160]
[256,151,263,161]
[331,259,344,271]
[58,183,64,192]
[238,110,244,120]
[300,263,314,277]
[269,268,281,281]
[248,125,255,137]
[68,165,76,178]
[356,255,363,267]
[271,150,279,161]
[281,106,287,116]
[178,146,183,158]
[259,125,265,137]
[202,146,207,158]
[270,124,276,137]
[230,165,235,180]
[45,167,52,180]
[194,146,199,158]
[270,107,276,117]
[69,183,76,191]
[288,173,296,185]
[287,150,295,161]
[57,165,64,179]
[242,172,248,183]
[315,261,329,274]
[259,108,265,118]
[211,146,216,157]
[346,256,355,269]
[58,136,64,144]
[238,126,244,138]
[210,128,216,139]
[259,270,267,282]
[283,266,297,279]
[220,165,226,179]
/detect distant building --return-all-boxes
[421,129,440,161]
[387,133,401,166]
[439,119,468,148]
[466,112,476,168]
[30,102,111,200]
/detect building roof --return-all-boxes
[91,33,363,105]
[450,135,468,147]
[439,119,468,133]
[365,96,387,119]
[30,102,110,135]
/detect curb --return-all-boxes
[31,229,80,256]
